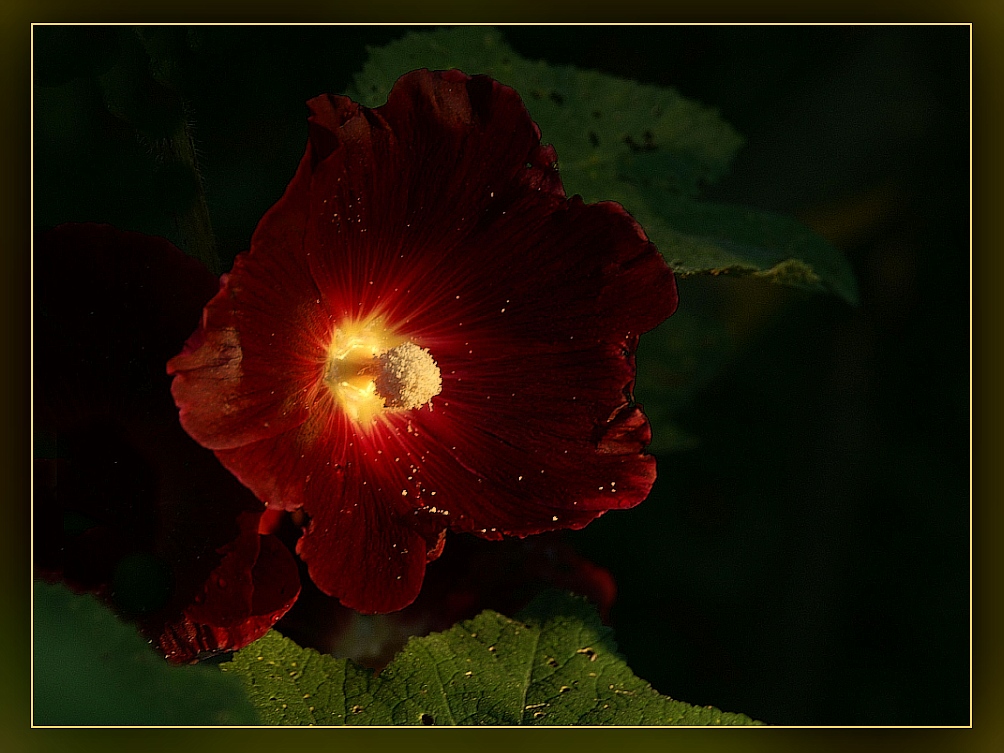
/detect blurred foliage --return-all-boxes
[33,581,258,725]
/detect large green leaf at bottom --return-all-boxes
[33,581,258,725]
[223,591,761,726]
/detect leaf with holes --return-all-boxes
[351,27,857,303]
[222,591,761,725]
[349,26,743,202]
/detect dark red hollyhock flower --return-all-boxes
[34,223,300,663]
[168,69,678,615]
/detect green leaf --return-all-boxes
[352,27,857,304]
[566,173,858,303]
[639,197,861,304]
[349,27,743,201]
[223,591,761,726]
[33,580,258,725]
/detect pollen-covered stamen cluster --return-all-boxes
[323,318,442,423]
[376,343,442,409]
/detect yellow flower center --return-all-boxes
[323,317,442,424]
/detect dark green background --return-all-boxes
[32,25,969,726]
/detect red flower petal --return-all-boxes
[35,223,301,662]
[277,533,618,672]
[168,251,329,451]
[159,511,300,663]
[170,70,678,614]
[214,422,444,614]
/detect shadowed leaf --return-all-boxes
[33,581,259,725]
[352,27,857,304]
